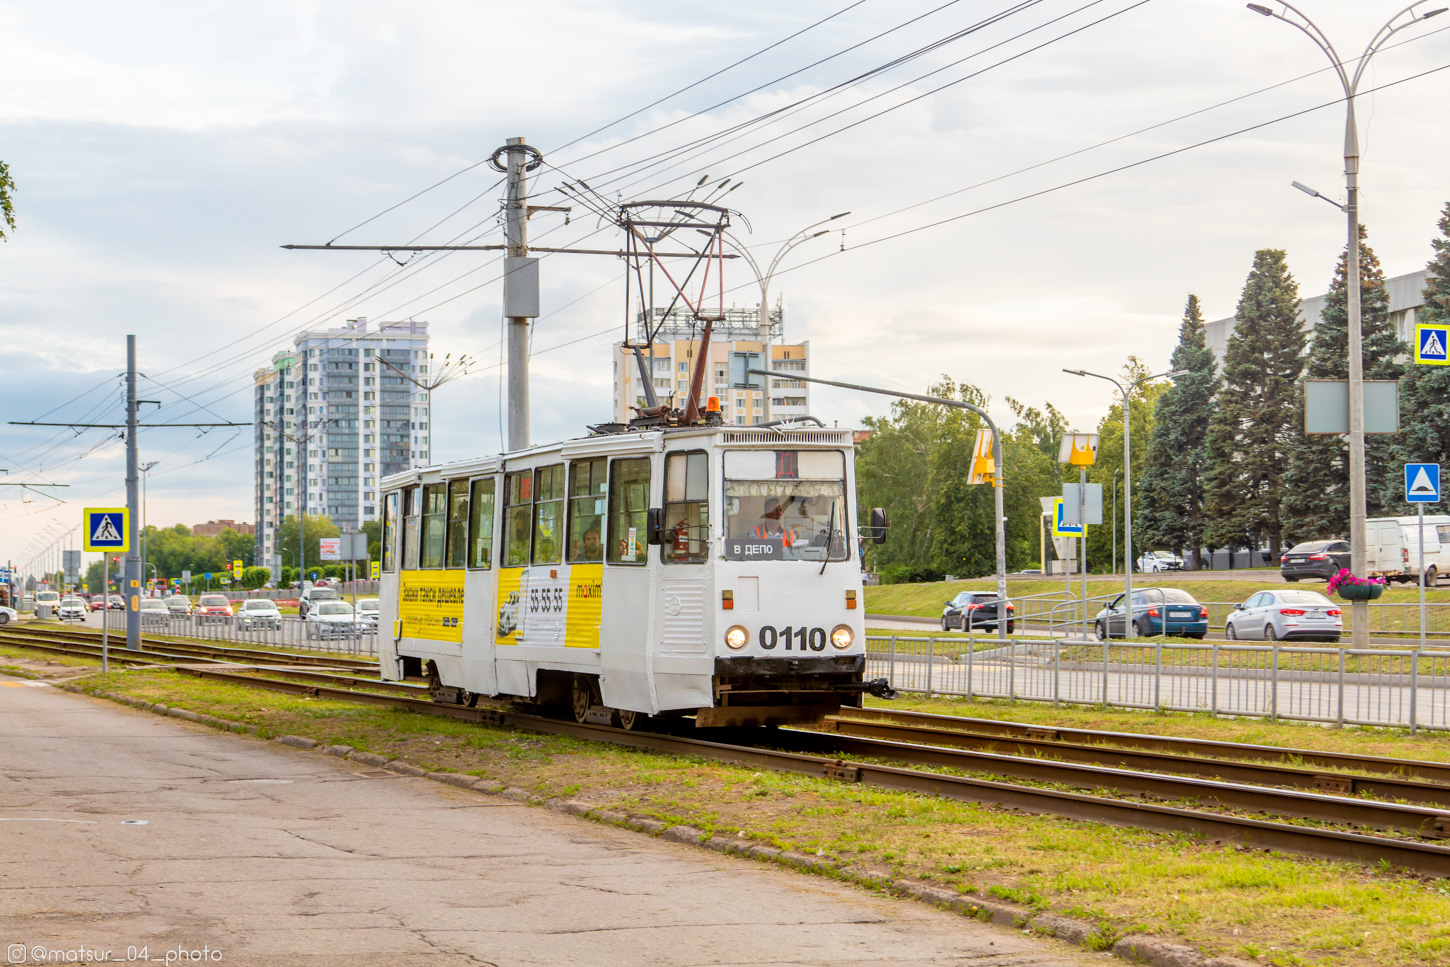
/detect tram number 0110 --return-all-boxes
[758,625,828,651]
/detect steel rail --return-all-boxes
[838,707,1450,784]
[767,727,1450,838]
[824,718,1450,809]
[160,664,1450,876]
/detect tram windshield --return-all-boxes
[723,449,849,562]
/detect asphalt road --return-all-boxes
[0,674,1096,967]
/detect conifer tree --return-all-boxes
[1399,203,1450,467]
[1202,249,1305,560]
[1136,295,1220,567]
[1281,227,1403,542]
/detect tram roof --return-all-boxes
[381,423,855,491]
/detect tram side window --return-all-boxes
[468,478,496,569]
[532,464,565,565]
[568,457,607,563]
[607,457,650,565]
[402,487,421,570]
[445,479,469,569]
[420,483,446,568]
[662,451,708,564]
[503,470,532,567]
[381,491,398,573]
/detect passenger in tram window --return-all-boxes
[751,497,797,547]
[571,523,603,562]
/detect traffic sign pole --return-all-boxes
[1405,462,1441,650]
[1420,503,1426,651]
[101,555,108,674]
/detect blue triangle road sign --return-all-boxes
[1406,463,1441,503]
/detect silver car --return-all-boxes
[305,601,357,639]
[1224,589,1343,643]
[353,598,380,630]
[237,598,283,630]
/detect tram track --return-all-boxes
[126,659,1450,876]
[11,625,1450,875]
[0,626,379,673]
[830,706,1450,784]
[0,629,379,672]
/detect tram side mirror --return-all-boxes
[646,508,664,545]
[870,507,889,545]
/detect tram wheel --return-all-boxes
[615,708,648,731]
[571,674,597,724]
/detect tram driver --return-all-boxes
[752,497,798,554]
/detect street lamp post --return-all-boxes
[1066,368,1186,631]
[726,213,849,422]
[1246,1,1447,647]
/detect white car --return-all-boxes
[353,598,380,630]
[57,597,88,621]
[0,605,16,625]
[237,599,283,630]
[305,601,357,639]
[1137,550,1185,573]
[1225,588,1343,643]
[138,598,171,626]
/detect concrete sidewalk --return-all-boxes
[0,674,1096,967]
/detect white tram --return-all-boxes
[376,421,893,728]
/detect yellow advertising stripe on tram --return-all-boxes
[565,563,603,649]
[398,570,466,644]
[495,567,524,646]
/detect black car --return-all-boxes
[1280,540,1351,582]
[941,591,1014,633]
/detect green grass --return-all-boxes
[62,663,1450,966]
[866,576,1450,626]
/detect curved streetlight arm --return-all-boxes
[1248,2,1446,95]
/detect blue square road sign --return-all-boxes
[83,507,129,552]
[1416,325,1450,365]
[1406,463,1441,503]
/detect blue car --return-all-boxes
[1094,588,1209,640]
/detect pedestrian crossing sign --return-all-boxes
[1415,324,1450,365]
[83,507,129,552]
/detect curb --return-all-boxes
[69,684,1259,967]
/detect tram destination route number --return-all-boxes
[758,625,829,651]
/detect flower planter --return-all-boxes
[1337,583,1384,601]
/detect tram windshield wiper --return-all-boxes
[819,499,837,576]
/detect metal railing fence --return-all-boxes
[98,609,378,656]
[866,635,1450,731]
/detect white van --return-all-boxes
[1365,515,1450,585]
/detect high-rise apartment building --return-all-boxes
[253,317,431,574]
[612,305,810,425]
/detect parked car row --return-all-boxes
[1090,585,1342,643]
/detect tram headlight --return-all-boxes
[724,625,749,650]
[830,625,854,649]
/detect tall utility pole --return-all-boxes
[1247,1,1447,647]
[126,335,140,651]
[10,337,243,649]
[500,138,541,452]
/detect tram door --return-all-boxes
[598,455,654,711]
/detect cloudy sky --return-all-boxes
[3,0,1448,573]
